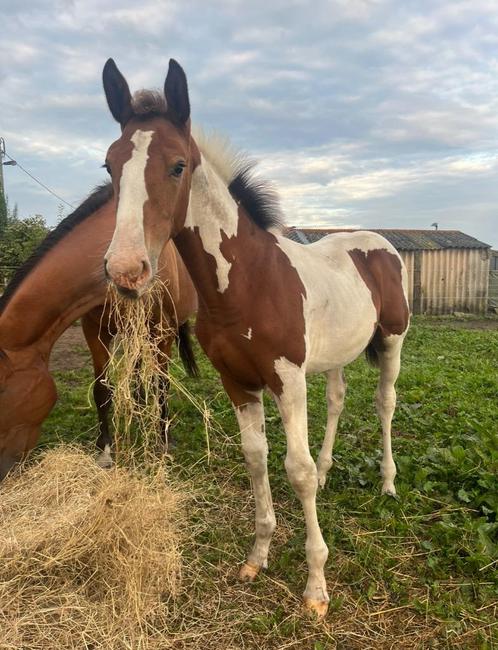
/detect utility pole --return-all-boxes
[0,137,17,211]
[0,137,5,198]
[0,138,17,234]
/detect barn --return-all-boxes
[489,250,498,312]
[286,228,492,315]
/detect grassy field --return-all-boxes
[41,317,498,649]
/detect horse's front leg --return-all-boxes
[223,379,276,580]
[81,311,114,468]
[273,363,329,618]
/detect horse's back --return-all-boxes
[276,231,409,372]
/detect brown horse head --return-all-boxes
[102,58,199,297]
[0,348,57,480]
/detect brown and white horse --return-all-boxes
[0,184,197,479]
[102,59,410,617]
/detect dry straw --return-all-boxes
[102,281,212,465]
[0,446,184,649]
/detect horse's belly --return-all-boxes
[304,297,377,374]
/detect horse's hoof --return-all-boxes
[303,597,329,619]
[239,562,260,582]
[96,451,113,469]
[381,483,397,498]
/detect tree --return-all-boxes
[0,213,49,270]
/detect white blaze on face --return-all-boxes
[108,129,154,255]
[185,155,239,293]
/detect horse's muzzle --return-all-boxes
[104,255,152,297]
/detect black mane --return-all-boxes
[228,162,284,232]
[0,182,113,313]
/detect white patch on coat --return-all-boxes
[108,130,153,253]
[274,231,392,374]
[185,155,239,292]
[242,328,252,340]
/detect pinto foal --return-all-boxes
[101,58,410,616]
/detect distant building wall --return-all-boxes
[400,249,489,315]
[489,251,498,311]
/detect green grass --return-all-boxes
[41,318,498,648]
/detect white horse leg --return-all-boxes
[375,335,404,496]
[273,363,329,617]
[235,394,276,580]
[317,368,346,488]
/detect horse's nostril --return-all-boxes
[104,259,110,279]
[141,259,151,278]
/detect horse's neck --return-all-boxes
[175,156,275,313]
[0,206,113,354]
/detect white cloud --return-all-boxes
[2,0,498,246]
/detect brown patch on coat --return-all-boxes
[348,248,409,339]
[175,206,307,406]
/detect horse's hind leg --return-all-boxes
[375,334,404,496]
[316,368,346,488]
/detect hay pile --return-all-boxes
[0,447,184,649]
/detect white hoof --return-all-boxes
[96,445,113,469]
[381,483,397,497]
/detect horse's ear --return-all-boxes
[102,58,133,127]
[164,59,190,126]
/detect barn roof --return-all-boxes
[286,228,491,251]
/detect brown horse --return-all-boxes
[0,183,197,479]
[101,59,410,617]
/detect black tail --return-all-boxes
[365,341,380,367]
[365,328,385,368]
[177,322,199,377]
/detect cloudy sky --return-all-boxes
[1,0,498,246]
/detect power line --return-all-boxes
[3,150,75,210]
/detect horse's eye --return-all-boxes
[102,162,111,175]
[170,162,186,178]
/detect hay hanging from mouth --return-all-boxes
[0,446,184,649]
[102,281,212,464]
[102,281,173,462]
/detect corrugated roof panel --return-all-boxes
[287,228,491,250]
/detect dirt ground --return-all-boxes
[49,325,90,373]
[420,316,498,330]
